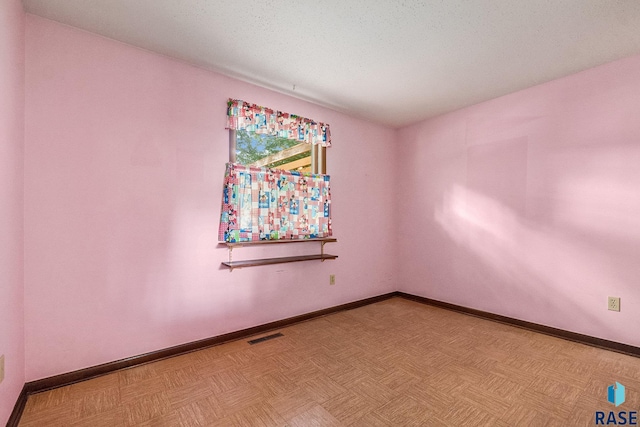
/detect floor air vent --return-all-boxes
[248,332,283,345]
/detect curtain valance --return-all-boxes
[219,163,332,243]
[226,99,331,147]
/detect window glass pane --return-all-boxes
[236,130,312,172]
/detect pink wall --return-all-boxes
[24,15,398,381]
[0,0,25,423]
[23,8,640,387]
[398,54,640,346]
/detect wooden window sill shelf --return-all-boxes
[220,237,338,271]
[222,254,338,270]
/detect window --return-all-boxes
[226,99,329,174]
[230,130,326,174]
[220,99,332,242]
[231,130,309,171]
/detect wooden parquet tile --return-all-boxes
[121,391,172,426]
[320,390,377,425]
[18,297,640,426]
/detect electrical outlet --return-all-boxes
[608,297,620,312]
[329,274,336,285]
[0,354,4,384]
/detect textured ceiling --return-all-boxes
[22,0,640,128]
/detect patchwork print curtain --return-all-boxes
[226,99,331,147]
[219,163,332,242]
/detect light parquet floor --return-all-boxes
[18,297,640,426]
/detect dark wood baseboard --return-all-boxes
[11,290,640,426]
[6,385,28,427]
[396,291,640,357]
[23,292,397,396]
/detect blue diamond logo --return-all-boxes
[608,382,625,407]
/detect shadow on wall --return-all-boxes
[435,184,616,297]
[434,156,639,342]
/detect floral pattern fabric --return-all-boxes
[219,163,332,242]
[226,99,331,147]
